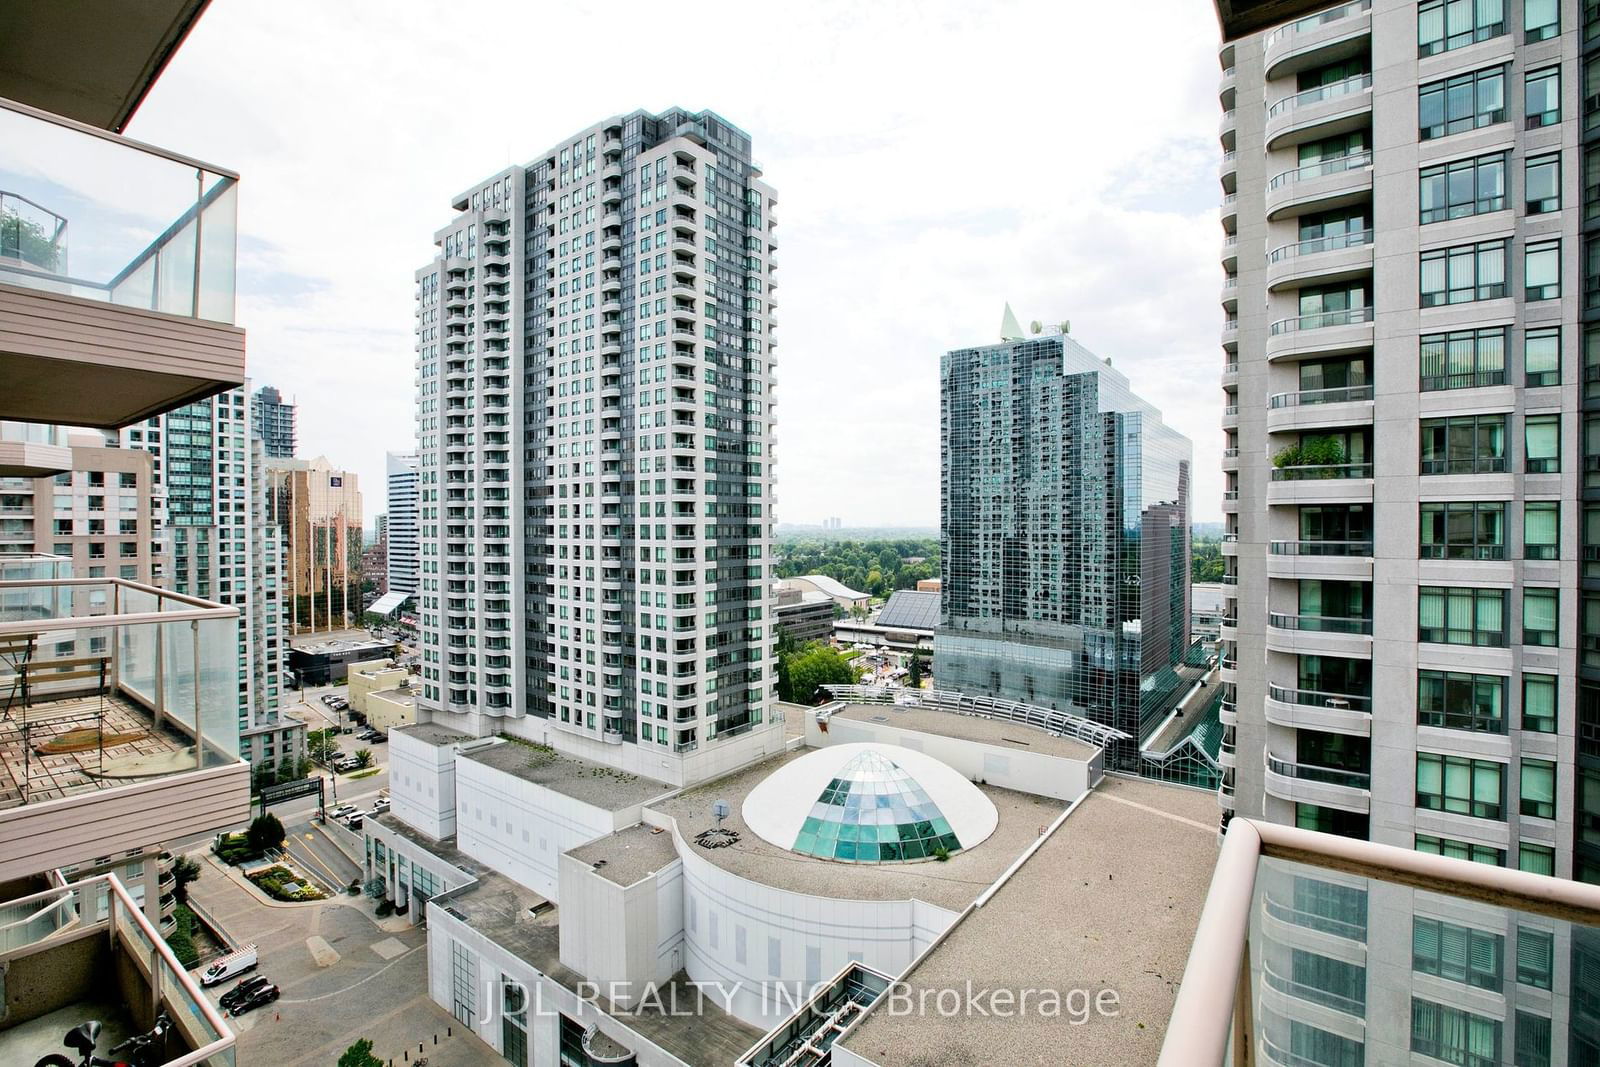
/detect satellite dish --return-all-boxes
[712,800,731,825]
[1029,320,1042,334]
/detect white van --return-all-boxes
[200,943,258,987]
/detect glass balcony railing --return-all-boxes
[1269,462,1373,481]
[1265,752,1370,789]
[1267,612,1373,635]
[1263,0,1372,47]
[1269,306,1374,335]
[1268,150,1373,191]
[1267,229,1373,263]
[0,572,241,808]
[1267,384,1373,408]
[1267,539,1373,556]
[1160,820,1600,1067]
[1268,684,1371,713]
[0,874,236,1065]
[0,97,237,324]
[1267,74,1373,120]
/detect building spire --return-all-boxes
[999,303,1025,342]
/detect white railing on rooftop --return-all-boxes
[820,684,1130,747]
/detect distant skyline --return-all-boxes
[130,0,1225,526]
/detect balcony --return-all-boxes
[0,421,71,478]
[1221,404,1238,430]
[1265,229,1372,292]
[1266,538,1373,581]
[1265,462,1372,506]
[1160,819,1600,1066]
[1265,610,1373,658]
[0,874,235,1065]
[1219,150,1237,193]
[0,97,244,429]
[1265,74,1372,151]
[1265,684,1371,735]
[1262,0,1372,79]
[0,565,249,880]
[1265,152,1372,221]
[1264,384,1373,434]
[1265,306,1373,362]
[1263,751,1370,811]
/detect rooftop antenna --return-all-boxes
[712,800,731,826]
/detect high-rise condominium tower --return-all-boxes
[413,109,780,782]
[1219,0,1590,878]
[386,450,418,597]
[935,325,1193,768]
[251,384,296,458]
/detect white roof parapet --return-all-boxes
[820,684,1129,747]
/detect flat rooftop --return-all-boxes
[652,747,1066,912]
[459,737,674,809]
[290,636,392,655]
[432,848,760,1064]
[369,687,416,704]
[838,775,1219,1067]
[568,823,680,887]
[393,722,471,748]
[826,703,1100,762]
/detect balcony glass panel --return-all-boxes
[0,100,237,325]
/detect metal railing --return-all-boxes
[820,684,1129,747]
[1267,74,1373,119]
[1265,751,1370,789]
[1267,612,1372,635]
[1268,150,1373,190]
[1266,539,1372,556]
[1268,683,1371,714]
[1264,0,1373,48]
[1267,384,1373,408]
[1268,305,1374,335]
[1160,818,1600,1066]
[1267,228,1373,263]
[1268,462,1373,481]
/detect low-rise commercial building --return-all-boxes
[774,586,834,644]
[288,636,394,686]
[781,574,870,613]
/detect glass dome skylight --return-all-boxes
[791,750,963,863]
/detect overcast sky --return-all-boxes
[131,0,1226,530]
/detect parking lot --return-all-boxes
[188,849,496,1065]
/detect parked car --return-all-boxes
[319,694,337,706]
[331,804,358,819]
[370,799,391,814]
[367,733,387,744]
[229,983,280,1017]
[219,974,273,1013]
[344,815,364,831]
[199,944,258,987]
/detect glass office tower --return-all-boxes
[936,328,1193,767]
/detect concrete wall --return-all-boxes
[804,713,1092,802]
[557,852,686,1006]
[349,666,409,715]
[453,755,631,902]
[388,730,458,840]
[365,688,417,732]
[499,712,785,789]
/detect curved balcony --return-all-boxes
[1220,616,1238,644]
[1221,403,1239,430]
[1222,318,1239,353]
[1261,960,1366,1021]
[1220,150,1237,193]
[1220,108,1237,147]
[1266,538,1373,581]
[1266,229,1373,293]
[1218,779,1236,811]
[1265,306,1373,362]
[1266,685,1372,736]
[1266,463,1372,507]
[1222,489,1240,513]
[1221,359,1238,389]
[1219,700,1237,727]
[1265,152,1372,221]
[1264,0,1373,81]
[1265,384,1373,434]
[1221,234,1238,272]
[1219,657,1237,686]
[1221,193,1237,234]
[1266,612,1373,658]
[1220,66,1237,101]
[1265,74,1373,151]
[1264,751,1371,812]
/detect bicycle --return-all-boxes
[34,1011,172,1067]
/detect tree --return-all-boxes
[353,748,374,770]
[247,813,286,854]
[1191,538,1225,584]
[251,762,276,794]
[307,729,340,764]
[338,1039,384,1067]
[779,642,859,704]
[276,755,298,785]
[171,855,202,904]
[907,654,925,688]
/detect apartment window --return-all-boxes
[1524,502,1559,561]
[1519,843,1555,876]
[1525,154,1560,216]
[1587,58,1600,135]
[1587,237,1600,312]
[1525,415,1560,473]
[1412,997,1502,1065]
[1418,669,1505,732]
[1523,674,1557,733]
[1525,241,1560,301]
[1417,833,1505,866]
[1290,948,1366,1013]
[1526,0,1558,38]
[1419,0,1505,53]
[1419,586,1507,646]
[1419,65,1507,139]
[1525,327,1559,386]
[1417,752,1505,819]
[1525,67,1561,128]
[1588,599,1600,668]
[1421,327,1506,390]
[1515,1012,1552,1067]
[1420,501,1506,560]
[1587,148,1600,225]
[1414,917,1504,990]
[1523,588,1558,646]
[1521,759,1557,819]
[1420,414,1505,473]
[1420,153,1506,223]
[1421,239,1508,306]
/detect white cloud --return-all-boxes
[129,0,1226,527]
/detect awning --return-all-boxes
[369,591,410,617]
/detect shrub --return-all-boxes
[338,1039,384,1067]
[165,904,199,967]
[932,845,951,862]
[247,813,286,854]
[375,899,394,917]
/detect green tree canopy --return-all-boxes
[338,1039,384,1067]
[778,642,860,704]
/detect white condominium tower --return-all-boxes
[386,450,419,597]
[413,109,781,784]
[1219,0,1592,876]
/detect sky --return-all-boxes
[130,0,1227,529]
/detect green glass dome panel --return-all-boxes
[790,750,964,864]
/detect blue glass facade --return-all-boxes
[935,333,1193,768]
